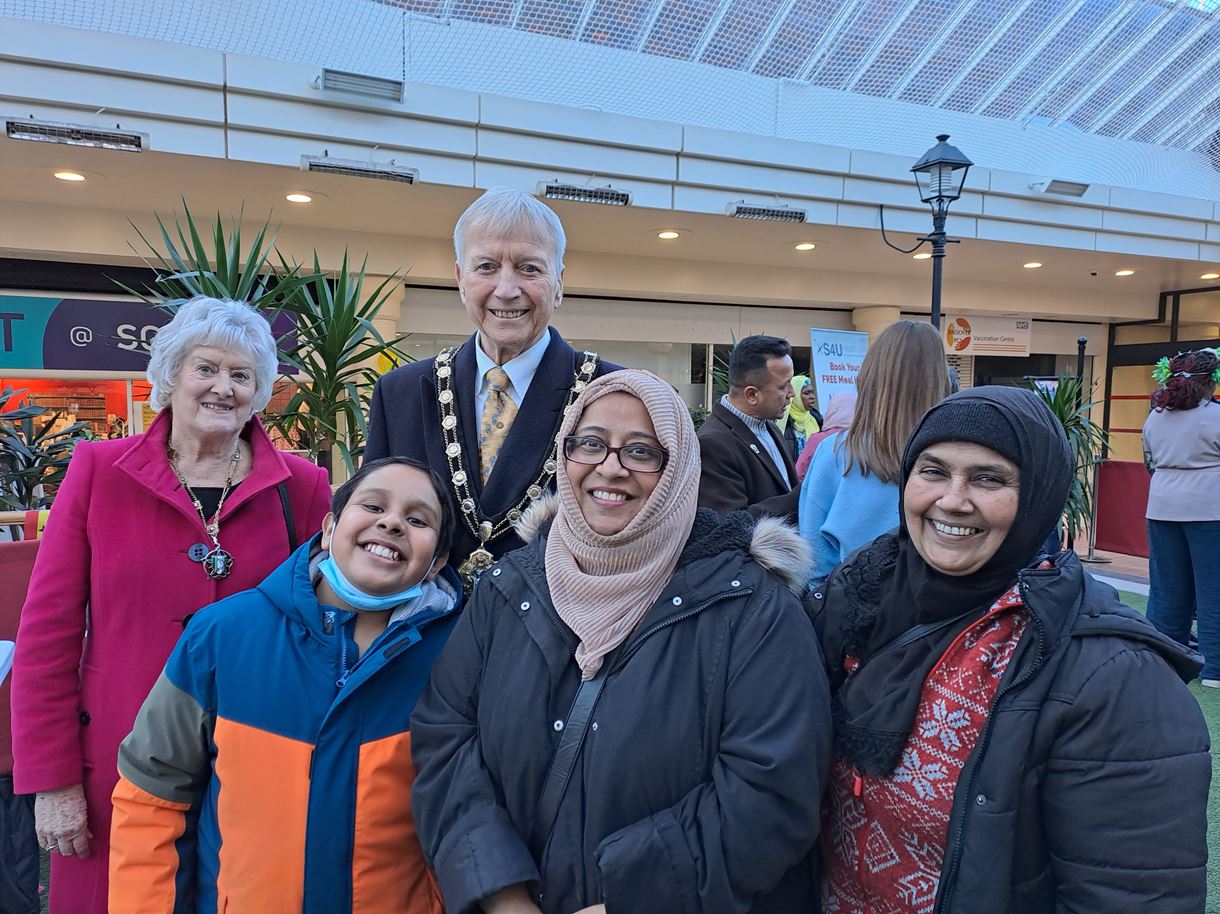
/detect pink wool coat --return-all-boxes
[10,409,330,914]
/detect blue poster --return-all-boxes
[809,328,869,407]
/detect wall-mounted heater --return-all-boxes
[5,117,145,152]
[726,201,807,222]
[301,155,417,184]
[539,182,631,206]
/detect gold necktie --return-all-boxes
[479,367,518,484]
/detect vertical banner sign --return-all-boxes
[0,296,296,372]
[810,328,868,406]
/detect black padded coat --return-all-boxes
[809,548,1210,914]
[411,500,832,914]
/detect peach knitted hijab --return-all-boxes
[545,370,701,679]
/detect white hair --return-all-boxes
[146,296,280,413]
[453,186,566,270]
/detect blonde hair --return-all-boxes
[839,320,951,484]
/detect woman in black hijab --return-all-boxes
[809,386,1210,914]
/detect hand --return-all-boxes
[481,884,543,914]
[35,783,92,859]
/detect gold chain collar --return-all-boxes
[434,343,599,547]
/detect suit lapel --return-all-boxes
[482,329,573,517]
[715,404,791,490]
[453,336,484,497]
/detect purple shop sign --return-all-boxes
[24,297,296,373]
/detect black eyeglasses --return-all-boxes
[563,436,669,473]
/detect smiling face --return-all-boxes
[320,463,446,598]
[903,441,1020,577]
[457,226,562,365]
[170,345,257,439]
[565,392,664,536]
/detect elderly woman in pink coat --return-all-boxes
[10,297,330,914]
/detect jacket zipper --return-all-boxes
[932,574,1047,914]
[614,590,753,669]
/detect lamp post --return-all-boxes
[909,135,973,328]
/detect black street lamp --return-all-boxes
[881,134,973,328]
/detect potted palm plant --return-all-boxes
[1026,375,1110,548]
[0,387,92,535]
[268,250,409,476]
[124,205,411,478]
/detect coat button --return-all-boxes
[491,568,502,576]
[591,722,598,731]
[553,720,564,731]
[520,601,530,611]
[976,794,986,806]
[672,596,683,606]
[813,592,823,600]
[731,580,741,587]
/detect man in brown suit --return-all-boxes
[697,335,800,521]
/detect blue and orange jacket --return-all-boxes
[109,537,461,914]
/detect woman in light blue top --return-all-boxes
[799,320,950,586]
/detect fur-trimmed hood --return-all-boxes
[513,493,812,594]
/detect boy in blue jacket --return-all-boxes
[110,457,460,914]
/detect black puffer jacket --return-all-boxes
[411,499,832,914]
[809,548,1210,914]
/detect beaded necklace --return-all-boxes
[168,444,241,580]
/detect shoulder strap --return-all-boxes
[277,482,298,552]
[530,668,608,849]
[858,608,982,669]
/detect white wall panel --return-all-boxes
[477,129,676,182]
[224,130,474,186]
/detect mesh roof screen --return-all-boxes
[6,0,1220,192]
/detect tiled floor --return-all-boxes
[1085,549,1150,594]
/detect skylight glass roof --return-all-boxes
[377,0,1220,154]
[5,0,1220,196]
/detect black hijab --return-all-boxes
[832,386,1074,775]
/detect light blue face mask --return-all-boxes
[318,554,431,612]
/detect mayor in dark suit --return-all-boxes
[697,335,800,521]
[365,187,619,590]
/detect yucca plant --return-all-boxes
[121,206,411,478]
[119,201,317,312]
[0,387,92,513]
[267,251,411,477]
[1026,375,1110,546]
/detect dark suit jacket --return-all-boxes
[364,328,620,567]
[697,401,799,521]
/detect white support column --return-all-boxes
[851,306,901,341]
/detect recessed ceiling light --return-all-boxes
[1200,272,1219,280]
[53,170,85,182]
[657,230,681,240]
[794,242,816,251]
[1114,269,1135,276]
[913,252,932,260]
[1023,261,1042,269]
[286,192,313,204]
